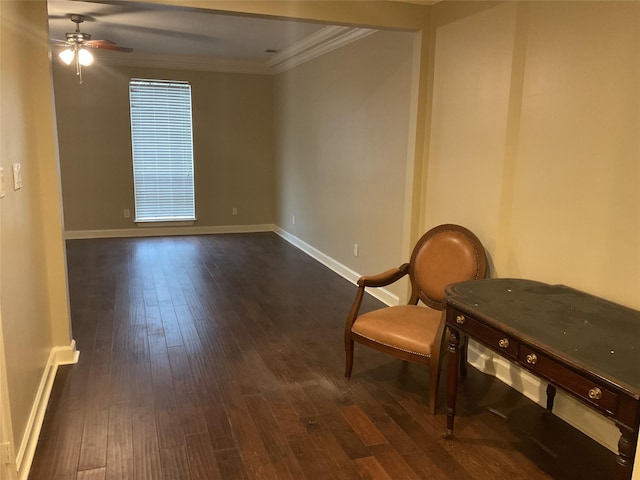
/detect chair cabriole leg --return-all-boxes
[345,337,354,377]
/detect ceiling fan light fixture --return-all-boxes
[53,13,133,83]
[59,48,75,65]
[78,48,94,66]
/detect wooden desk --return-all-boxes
[443,278,640,479]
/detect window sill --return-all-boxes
[135,220,195,228]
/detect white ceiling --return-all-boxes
[47,0,334,62]
[47,1,439,74]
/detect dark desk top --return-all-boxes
[445,279,640,395]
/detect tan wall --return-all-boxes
[54,65,275,231]
[135,0,430,31]
[0,0,71,464]
[425,0,640,308]
[274,30,417,298]
[6,0,639,476]
[124,0,433,249]
[424,0,639,455]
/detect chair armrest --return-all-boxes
[358,263,409,288]
[346,263,410,334]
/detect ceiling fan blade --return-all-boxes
[85,40,133,53]
[85,39,115,46]
[50,38,70,46]
[105,23,214,43]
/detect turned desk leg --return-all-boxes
[443,327,460,438]
[545,384,556,414]
[614,428,637,480]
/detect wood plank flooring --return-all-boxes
[28,233,614,479]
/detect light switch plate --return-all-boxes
[12,163,22,190]
[0,167,5,198]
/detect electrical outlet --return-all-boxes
[123,209,131,218]
[354,243,359,257]
[292,215,296,225]
[232,207,238,215]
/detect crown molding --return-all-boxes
[95,50,272,75]
[266,25,377,74]
[94,25,377,75]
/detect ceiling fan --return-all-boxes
[51,14,133,83]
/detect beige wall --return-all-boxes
[425,0,639,456]
[54,65,275,231]
[425,0,640,308]
[136,0,430,31]
[6,0,638,475]
[0,0,72,472]
[274,30,416,297]
[124,0,433,248]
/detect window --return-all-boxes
[129,78,195,222]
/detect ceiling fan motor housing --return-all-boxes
[66,14,91,43]
[69,14,85,24]
[66,32,91,43]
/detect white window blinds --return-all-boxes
[129,79,195,222]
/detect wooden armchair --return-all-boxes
[344,224,488,414]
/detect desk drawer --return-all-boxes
[518,347,619,416]
[448,311,519,359]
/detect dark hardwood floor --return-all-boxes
[28,233,614,479]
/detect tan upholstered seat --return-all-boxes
[344,224,488,414]
[351,306,442,358]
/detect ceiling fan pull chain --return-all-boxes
[53,12,133,83]
[74,44,83,84]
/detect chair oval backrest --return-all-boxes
[409,224,487,309]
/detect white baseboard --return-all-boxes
[65,224,398,304]
[274,227,400,307]
[467,340,619,453]
[64,224,275,240]
[275,225,621,453]
[58,228,622,457]
[65,224,400,303]
[17,340,79,480]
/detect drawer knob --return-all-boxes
[526,353,538,365]
[498,338,510,349]
[588,387,602,400]
[455,314,465,325]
